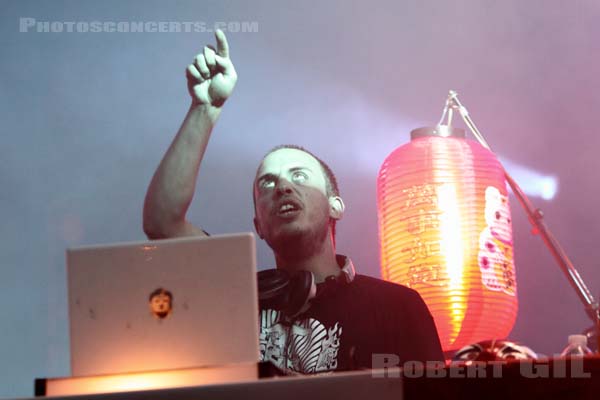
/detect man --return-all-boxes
[143,30,444,373]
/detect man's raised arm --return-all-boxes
[143,30,237,239]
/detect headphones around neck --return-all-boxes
[257,256,355,319]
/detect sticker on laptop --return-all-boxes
[149,287,173,319]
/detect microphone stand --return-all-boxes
[443,90,600,353]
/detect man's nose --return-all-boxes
[275,178,293,195]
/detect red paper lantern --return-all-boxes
[376,126,517,351]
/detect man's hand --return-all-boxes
[186,29,237,108]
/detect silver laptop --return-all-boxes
[66,233,259,377]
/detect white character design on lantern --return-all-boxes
[477,186,516,295]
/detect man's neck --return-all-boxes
[274,235,340,283]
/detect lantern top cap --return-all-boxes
[411,125,466,140]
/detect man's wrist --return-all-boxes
[189,102,223,122]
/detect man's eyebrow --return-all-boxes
[256,166,313,183]
[289,166,313,173]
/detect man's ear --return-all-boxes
[253,216,264,239]
[328,196,345,220]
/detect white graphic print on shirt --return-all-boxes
[259,309,342,373]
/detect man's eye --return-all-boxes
[292,171,308,183]
[260,179,275,189]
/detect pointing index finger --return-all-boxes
[215,29,229,58]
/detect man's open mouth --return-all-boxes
[277,200,301,217]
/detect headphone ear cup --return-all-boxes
[257,269,316,318]
[257,269,291,311]
[285,271,315,318]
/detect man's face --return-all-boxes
[149,292,172,319]
[253,148,333,256]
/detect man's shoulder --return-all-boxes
[352,273,413,292]
[350,274,423,303]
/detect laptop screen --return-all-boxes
[66,233,258,376]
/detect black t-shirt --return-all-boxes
[259,274,444,373]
